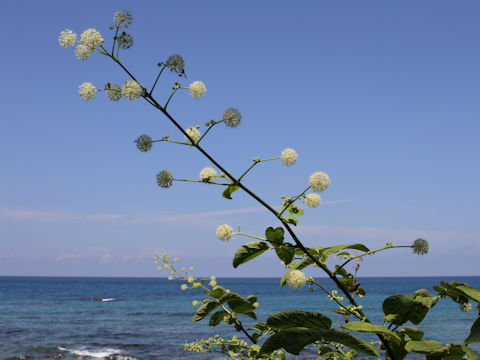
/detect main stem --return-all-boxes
[112,58,396,359]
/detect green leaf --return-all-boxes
[246,295,258,304]
[462,345,480,360]
[207,286,225,299]
[319,244,370,262]
[286,204,304,216]
[228,299,256,314]
[267,310,332,330]
[192,300,220,322]
[274,243,295,265]
[244,311,258,320]
[209,310,227,326]
[292,257,315,270]
[232,241,270,268]
[282,216,299,226]
[219,292,243,304]
[258,327,322,356]
[265,227,284,246]
[222,184,240,199]
[466,317,480,344]
[405,340,448,355]
[342,321,400,342]
[457,285,480,303]
[401,326,424,340]
[323,329,380,358]
[382,294,430,326]
[413,289,431,298]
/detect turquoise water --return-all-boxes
[1,276,479,359]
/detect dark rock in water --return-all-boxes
[91,298,103,301]
[6,356,32,360]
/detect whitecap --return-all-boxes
[58,346,122,357]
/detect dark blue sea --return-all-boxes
[1,276,479,359]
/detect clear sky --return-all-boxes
[1,1,479,277]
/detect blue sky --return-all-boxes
[1,1,479,277]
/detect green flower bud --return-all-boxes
[135,135,153,152]
[222,108,242,128]
[156,170,174,188]
[117,32,133,49]
[412,238,429,255]
[165,54,185,74]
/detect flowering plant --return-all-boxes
[59,10,480,359]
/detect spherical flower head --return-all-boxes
[117,32,134,49]
[181,284,188,291]
[209,280,217,287]
[461,303,472,312]
[305,193,321,208]
[222,108,242,128]
[135,135,153,152]
[189,81,206,98]
[184,126,200,144]
[58,29,77,48]
[285,269,307,289]
[114,10,133,28]
[74,44,92,60]
[80,28,104,48]
[165,54,185,74]
[187,276,195,283]
[106,84,122,101]
[216,224,233,241]
[156,170,174,188]
[199,167,218,183]
[412,238,429,255]
[281,148,298,166]
[192,300,199,306]
[309,172,330,192]
[121,80,143,100]
[78,82,96,101]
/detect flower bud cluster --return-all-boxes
[285,269,307,289]
[189,81,206,98]
[216,224,234,241]
[328,289,344,302]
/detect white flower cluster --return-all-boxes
[58,29,77,48]
[78,82,96,101]
[121,81,143,100]
[281,148,298,166]
[216,224,233,241]
[80,28,104,48]
[461,303,472,312]
[285,269,307,289]
[199,167,218,182]
[189,81,206,98]
[74,44,92,61]
[305,193,321,208]
[184,126,201,144]
[309,171,330,192]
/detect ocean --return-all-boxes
[1,276,479,359]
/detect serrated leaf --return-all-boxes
[222,184,240,199]
[192,300,220,322]
[401,327,424,340]
[232,241,270,268]
[267,310,332,330]
[258,327,322,356]
[265,227,284,245]
[342,321,400,342]
[282,216,299,226]
[274,243,295,265]
[323,329,380,358]
[466,317,480,344]
[209,310,227,326]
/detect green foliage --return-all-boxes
[322,329,380,358]
[267,310,332,330]
[273,243,295,266]
[382,289,438,326]
[193,300,220,322]
[258,327,323,356]
[223,184,240,199]
[342,321,400,342]
[465,317,480,344]
[401,326,424,340]
[233,241,270,268]
[265,227,284,246]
